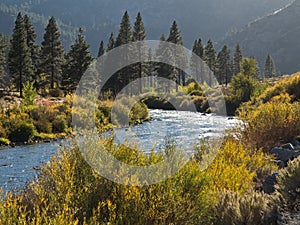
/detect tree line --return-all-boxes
[0,11,278,98]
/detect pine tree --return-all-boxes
[107,32,115,51]
[167,21,187,89]
[233,44,243,76]
[116,11,132,47]
[203,39,216,86]
[241,57,259,79]
[40,16,65,90]
[0,39,6,89]
[8,12,34,97]
[190,38,204,83]
[115,11,133,94]
[216,45,231,85]
[97,40,105,57]
[62,28,93,93]
[264,54,276,79]
[24,14,40,84]
[146,48,155,88]
[133,12,146,92]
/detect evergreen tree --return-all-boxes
[133,12,146,92]
[97,40,105,57]
[156,34,173,92]
[203,39,216,85]
[115,11,133,93]
[0,37,6,89]
[190,38,204,83]
[146,48,155,88]
[24,14,40,83]
[62,28,93,93]
[216,45,231,85]
[107,32,115,51]
[264,54,276,79]
[8,12,34,97]
[241,57,259,79]
[40,16,65,90]
[233,44,243,76]
[116,11,132,47]
[167,21,187,89]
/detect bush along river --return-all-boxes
[0,109,238,193]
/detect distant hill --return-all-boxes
[222,0,300,74]
[0,0,292,57]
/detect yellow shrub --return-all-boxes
[239,101,300,152]
[206,140,276,194]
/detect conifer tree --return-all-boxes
[133,12,146,92]
[97,40,105,58]
[8,12,34,97]
[264,54,276,79]
[115,11,133,93]
[116,11,132,47]
[62,28,93,93]
[216,45,231,85]
[0,39,6,89]
[203,39,216,86]
[24,14,40,83]
[167,21,187,89]
[190,38,204,83]
[107,33,115,51]
[241,57,259,79]
[40,16,65,90]
[233,44,243,76]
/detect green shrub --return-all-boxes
[21,81,38,107]
[34,118,52,134]
[8,122,36,143]
[52,115,67,133]
[49,88,64,97]
[275,156,300,211]
[129,101,149,124]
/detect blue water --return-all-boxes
[0,110,238,193]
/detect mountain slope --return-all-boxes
[0,0,292,56]
[222,0,300,74]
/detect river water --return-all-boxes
[0,109,238,193]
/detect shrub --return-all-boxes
[52,115,67,133]
[275,156,300,211]
[129,101,149,124]
[21,81,38,107]
[256,73,300,104]
[8,122,36,143]
[238,102,300,152]
[34,118,52,133]
[211,190,277,225]
[205,139,276,194]
[49,88,64,97]
[0,137,10,145]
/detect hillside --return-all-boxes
[222,0,300,74]
[0,0,292,55]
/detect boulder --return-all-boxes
[270,147,300,168]
[262,172,278,194]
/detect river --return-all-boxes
[0,109,238,193]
